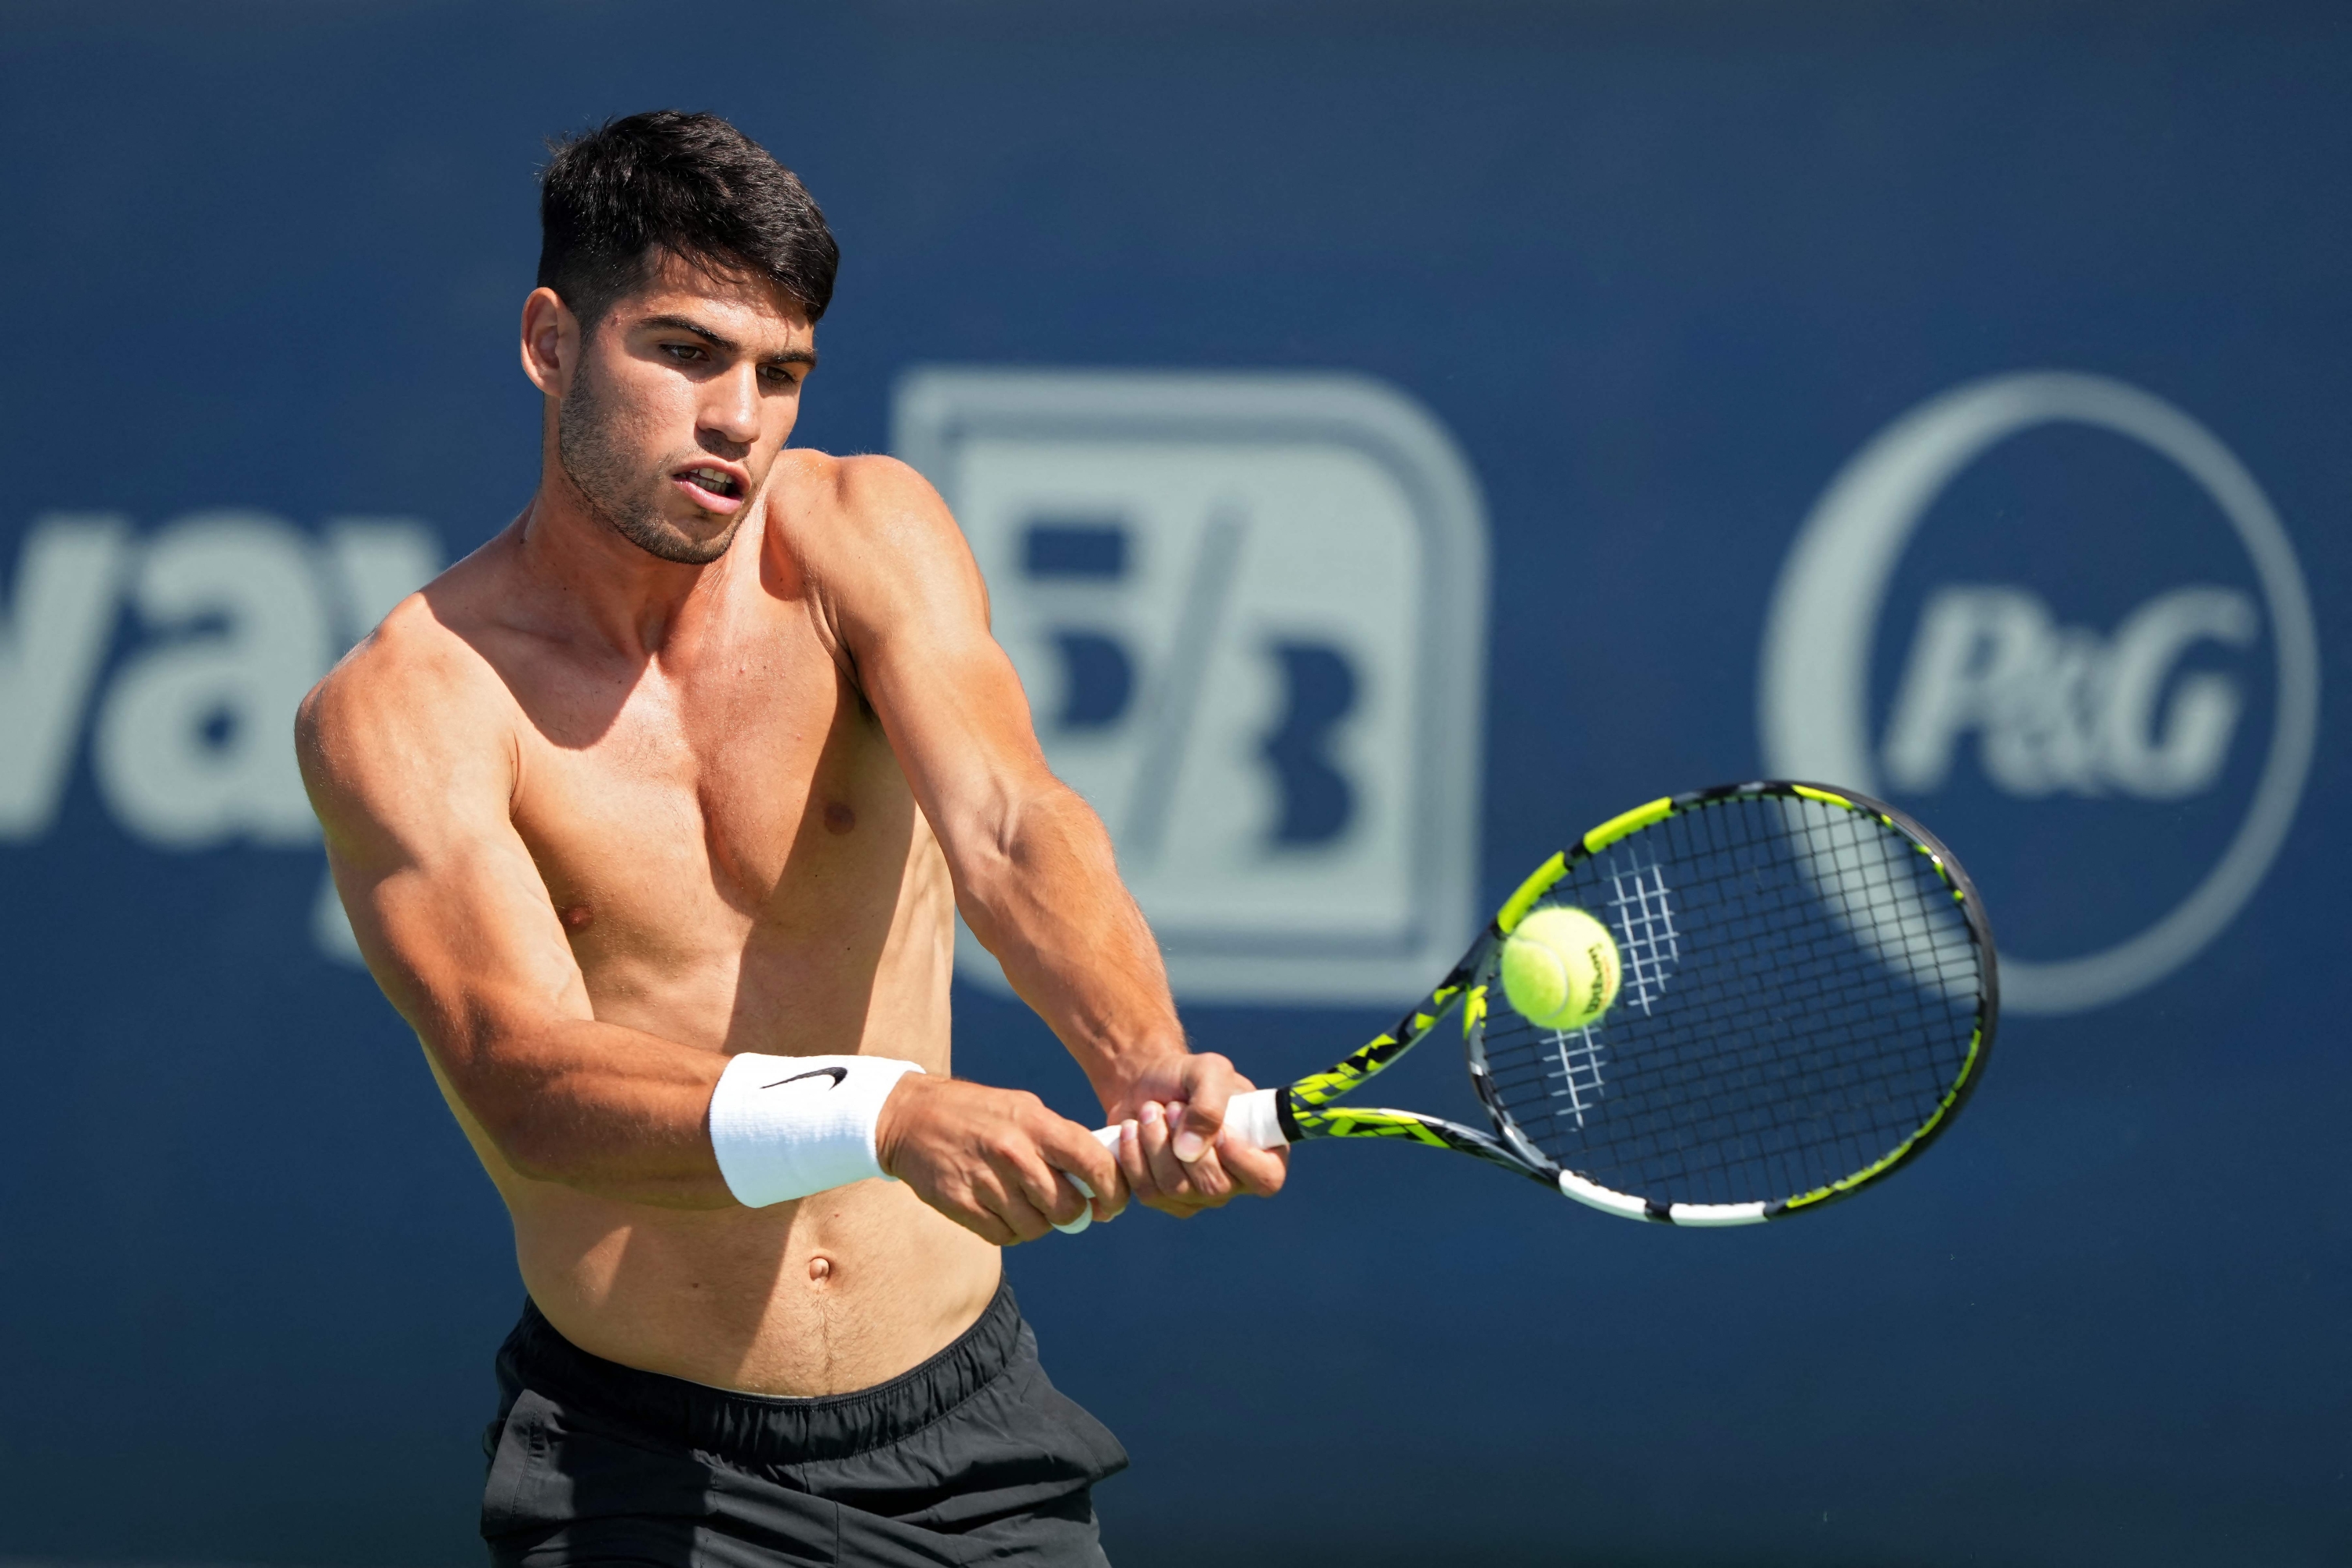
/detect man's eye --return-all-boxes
[664,343,706,362]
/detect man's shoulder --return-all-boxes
[767,450,956,556]
[299,560,517,779]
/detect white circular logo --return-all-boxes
[1758,371,2321,1015]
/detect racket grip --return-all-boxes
[1218,1087,1288,1151]
[1053,1089,1288,1235]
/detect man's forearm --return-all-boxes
[438,1018,735,1208]
[947,785,1286,1202]
[952,785,1188,1105]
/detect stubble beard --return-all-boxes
[556,361,746,567]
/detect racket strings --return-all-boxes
[1480,794,1984,1207]
[1603,854,1680,1014]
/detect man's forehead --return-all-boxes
[622,252,812,345]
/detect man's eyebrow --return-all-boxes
[640,314,739,353]
[641,313,815,368]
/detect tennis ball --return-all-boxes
[1501,906,1622,1029]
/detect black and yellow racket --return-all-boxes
[1073,780,1994,1228]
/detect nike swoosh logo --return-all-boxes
[761,1066,848,1091]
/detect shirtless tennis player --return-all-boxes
[296,111,1284,1567]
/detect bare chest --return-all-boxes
[500,611,926,1014]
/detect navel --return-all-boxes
[808,1255,833,1283]
[822,800,856,836]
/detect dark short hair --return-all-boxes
[536,111,839,328]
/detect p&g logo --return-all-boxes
[1759,372,2320,1014]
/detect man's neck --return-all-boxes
[514,468,739,661]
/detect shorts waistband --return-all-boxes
[499,1276,1025,1468]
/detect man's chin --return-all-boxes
[612,508,744,566]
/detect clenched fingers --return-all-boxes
[1036,1117,1127,1224]
[937,1168,1054,1247]
[1128,1100,1236,1214]
[1213,1132,1288,1198]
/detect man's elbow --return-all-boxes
[426,1039,578,1187]
[488,1111,577,1188]
[949,783,1103,941]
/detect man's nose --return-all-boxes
[699,363,762,449]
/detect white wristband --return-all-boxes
[706,1053,925,1208]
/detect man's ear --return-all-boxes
[520,287,578,396]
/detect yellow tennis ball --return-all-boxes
[1500,906,1622,1029]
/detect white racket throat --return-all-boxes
[1053,1089,1288,1234]
[1554,1167,1768,1227]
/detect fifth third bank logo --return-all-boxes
[1759,372,2321,1015]
[895,369,1488,1005]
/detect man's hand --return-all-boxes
[1102,1052,1289,1218]
[875,1075,1127,1245]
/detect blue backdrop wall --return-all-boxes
[1,3,2346,1564]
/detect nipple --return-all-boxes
[822,800,856,836]
[560,904,593,931]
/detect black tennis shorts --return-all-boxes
[481,1279,1127,1566]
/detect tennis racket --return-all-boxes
[1062,780,1994,1230]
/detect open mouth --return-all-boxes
[677,465,743,502]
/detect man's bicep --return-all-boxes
[873,624,1055,786]
[335,824,593,1062]
[830,463,1065,830]
[303,683,591,1067]
[863,598,1076,887]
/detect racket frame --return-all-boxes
[1268,780,1998,1225]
